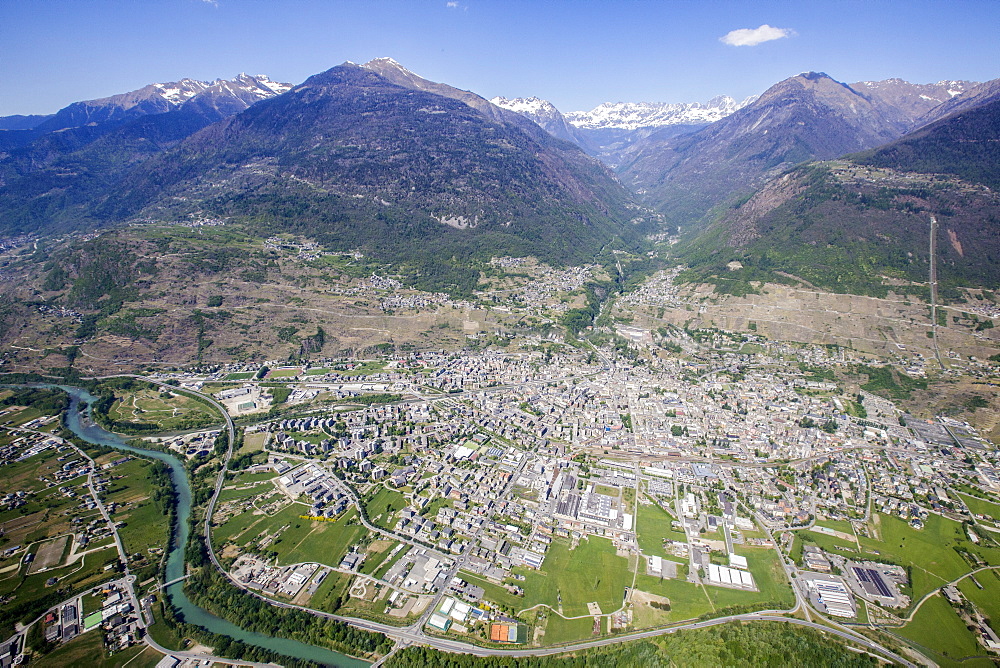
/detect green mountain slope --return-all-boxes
[678,98,1000,299]
[853,97,1000,190]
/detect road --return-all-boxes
[409,447,534,635]
[10,425,132,583]
[898,564,1000,624]
[2,577,136,665]
[6,426,146,644]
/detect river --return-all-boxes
[59,385,369,668]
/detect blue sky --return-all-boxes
[2,0,999,116]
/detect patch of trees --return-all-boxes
[0,387,68,414]
[262,385,291,405]
[561,282,608,335]
[183,541,391,659]
[156,595,321,668]
[351,393,402,405]
[0,589,64,639]
[297,327,326,358]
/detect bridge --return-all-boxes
[156,574,192,590]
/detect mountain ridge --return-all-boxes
[565,96,756,131]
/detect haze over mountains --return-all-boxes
[1,58,999,297]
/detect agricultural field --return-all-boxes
[0,439,130,638]
[217,479,275,504]
[99,456,171,581]
[457,538,630,629]
[277,508,368,567]
[635,499,687,555]
[227,468,277,485]
[958,568,1000,627]
[359,539,400,576]
[2,443,84,495]
[632,575,714,624]
[146,596,189,651]
[1,407,46,427]
[456,572,530,614]
[1,545,120,638]
[793,528,860,559]
[26,535,70,574]
[897,593,990,667]
[238,431,269,455]
[374,545,410,580]
[958,492,1000,522]
[104,386,219,432]
[309,569,352,613]
[0,468,93,550]
[0,448,169,626]
[214,501,366,569]
[517,537,630,619]
[705,546,794,611]
[266,368,302,378]
[538,613,595,645]
[211,487,290,545]
[364,487,407,530]
[32,627,159,668]
[813,519,855,534]
[332,361,386,377]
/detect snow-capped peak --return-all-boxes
[564,96,754,131]
[368,57,403,68]
[230,73,293,95]
[490,96,560,116]
[149,74,292,107]
[152,79,211,105]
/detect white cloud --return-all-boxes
[446,1,460,7]
[720,24,793,47]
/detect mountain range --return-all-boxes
[495,75,979,227]
[0,74,291,150]
[1,58,999,299]
[0,60,647,293]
